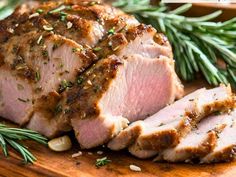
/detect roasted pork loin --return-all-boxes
[0,1,183,144]
[1,0,235,164]
[200,110,236,163]
[154,111,233,162]
[108,85,234,159]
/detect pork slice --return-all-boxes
[0,31,97,126]
[127,85,234,158]
[108,88,204,151]
[56,53,182,149]
[95,24,173,61]
[201,110,236,163]
[26,92,72,138]
[154,111,234,162]
[0,67,33,125]
[107,121,144,151]
[1,31,97,96]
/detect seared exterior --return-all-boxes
[109,86,234,159]
[200,109,236,163]
[0,0,183,143]
[154,112,232,162]
[0,1,235,164]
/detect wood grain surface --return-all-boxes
[0,80,236,177]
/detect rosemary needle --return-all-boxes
[0,123,48,163]
[114,0,236,87]
[95,157,111,167]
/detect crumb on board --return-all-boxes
[129,165,141,172]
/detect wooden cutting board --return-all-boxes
[1,80,236,177]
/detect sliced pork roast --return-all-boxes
[75,55,182,149]
[108,88,203,151]
[108,85,234,158]
[64,24,183,148]
[154,110,235,162]
[200,110,236,163]
[0,30,97,125]
[24,23,183,140]
[129,85,234,159]
[0,1,137,135]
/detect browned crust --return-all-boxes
[135,86,234,152]
[108,122,143,151]
[0,3,37,43]
[137,116,191,151]
[154,132,217,163]
[202,145,236,163]
[0,0,129,46]
[186,131,217,157]
[61,56,123,121]
[25,55,122,137]
[94,24,168,59]
[1,30,98,84]
[138,128,179,151]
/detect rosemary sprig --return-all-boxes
[0,123,48,163]
[95,157,111,167]
[114,1,236,87]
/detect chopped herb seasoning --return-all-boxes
[67,21,73,29]
[35,86,43,93]
[36,9,44,14]
[17,98,29,103]
[35,71,41,82]
[108,41,113,47]
[72,48,82,53]
[7,28,14,34]
[17,84,24,90]
[87,80,92,86]
[77,77,84,85]
[54,104,63,115]
[43,25,54,31]
[95,157,111,167]
[59,80,73,93]
[93,47,102,52]
[53,44,58,51]
[64,108,71,114]
[88,1,100,6]
[214,111,221,115]
[60,12,68,21]
[93,85,101,93]
[108,28,115,35]
[59,63,64,68]
[216,133,220,139]
[12,45,19,54]
[37,35,43,45]
[42,50,48,57]
[112,46,120,51]
[230,122,234,128]
[48,5,71,14]
[29,13,40,19]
